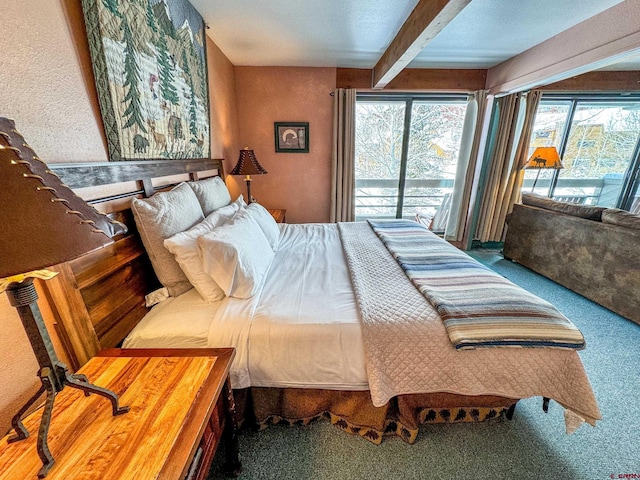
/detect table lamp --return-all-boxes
[524,146,564,192]
[0,117,129,477]
[229,147,267,204]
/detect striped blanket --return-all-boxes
[368,219,585,350]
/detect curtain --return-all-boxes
[493,90,542,236]
[330,88,356,222]
[444,90,487,242]
[475,90,541,242]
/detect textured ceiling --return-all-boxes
[191,0,630,70]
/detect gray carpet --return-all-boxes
[210,249,640,480]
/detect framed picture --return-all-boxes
[274,122,309,153]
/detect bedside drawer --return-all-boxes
[191,395,225,480]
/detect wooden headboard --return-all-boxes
[39,158,224,370]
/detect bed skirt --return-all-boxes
[234,388,518,444]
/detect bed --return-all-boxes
[42,159,601,444]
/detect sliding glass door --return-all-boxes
[355,94,468,231]
[525,95,640,210]
[354,100,406,219]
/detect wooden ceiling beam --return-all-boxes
[486,0,640,95]
[540,70,640,92]
[371,0,471,89]
[337,68,486,91]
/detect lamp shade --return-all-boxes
[524,147,564,170]
[0,117,126,279]
[230,148,267,176]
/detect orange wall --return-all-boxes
[207,38,241,168]
[0,1,239,436]
[233,67,336,223]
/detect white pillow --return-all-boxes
[213,195,246,219]
[246,203,281,251]
[164,210,232,302]
[188,176,232,216]
[131,182,204,297]
[235,194,248,209]
[197,211,274,299]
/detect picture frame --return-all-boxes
[274,122,309,153]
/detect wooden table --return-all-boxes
[267,208,286,223]
[0,348,241,480]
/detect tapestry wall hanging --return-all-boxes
[82,0,210,161]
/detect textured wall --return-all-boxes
[0,1,107,162]
[234,67,336,223]
[0,1,240,436]
[207,38,241,185]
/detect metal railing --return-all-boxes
[355,176,637,221]
[355,178,454,221]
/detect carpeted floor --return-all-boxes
[209,249,640,480]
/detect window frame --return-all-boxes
[355,92,469,222]
[535,93,640,210]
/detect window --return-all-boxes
[525,101,571,196]
[355,94,468,230]
[524,95,640,210]
[630,183,640,213]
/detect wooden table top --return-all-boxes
[0,348,234,480]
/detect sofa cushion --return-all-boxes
[521,193,605,221]
[601,208,640,230]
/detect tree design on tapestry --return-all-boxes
[82,0,210,161]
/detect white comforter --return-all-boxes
[124,223,368,390]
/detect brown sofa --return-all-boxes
[503,193,640,326]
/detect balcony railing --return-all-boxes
[355,176,637,224]
[355,178,454,219]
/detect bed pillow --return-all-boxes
[164,210,233,303]
[246,202,281,251]
[233,194,248,211]
[210,194,247,219]
[131,182,204,297]
[197,211,274,299]
[188,176,232,216]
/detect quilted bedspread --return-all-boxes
[368,219,586,350]
[338,222,601,430]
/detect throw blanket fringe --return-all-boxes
[368,220,585,350]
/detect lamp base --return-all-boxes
[245,176,254,204]
[8,363,129,478]
[5,280,129,478]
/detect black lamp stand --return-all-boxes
[530,169,542,192]
[5,279,129,478]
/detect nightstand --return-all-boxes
[0,348,241,480]
[267,208,286,223]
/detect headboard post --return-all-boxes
[39,264,101,370]
[140,178,154,198]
